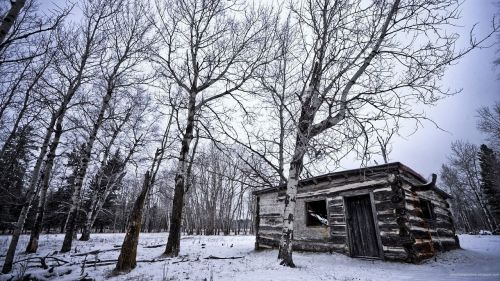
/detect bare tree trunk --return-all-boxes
[25,119,64,253]
[61,91,112,252]
[1,113,56,273]
[277,0,400,267]
[113,171,151,273]
[80,113,132,241]
[164,91,197,256]
[278,138,307,267]
[0,0,26,45]
[114,103,173,270]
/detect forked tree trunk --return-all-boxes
[278,61,320,267]
[1,113,57,273]
[25,120,64,253]
[164,92,197,257]
[114,171,151,272]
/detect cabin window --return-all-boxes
[420,199,435,220]
[305,200,328,226]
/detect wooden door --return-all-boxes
[345,194,380,258]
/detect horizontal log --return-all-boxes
[330,219,346,225]
[331,225,346,233]
[329,206,344,213]
[260,217,282,226]
[380,234,405,247]
[384,252,408,261]
[375,201,399,212]
[328,199,343,206]
[259,213,282,218]
[411,229,433,239]
[373,190,394,201]
[378,224,399,233]
[377,213,397,224]
[291,179,388,199]
[433,240,459,251]
[259,225,282,232]
[257,237,280,248]
[330,234,347,244]
[204,255,244,260]
[412,241,435,254]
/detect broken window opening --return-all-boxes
[306,200,328,226]
[420,198,435,220]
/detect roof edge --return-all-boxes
[252,162,431,196]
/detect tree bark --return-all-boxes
[61,91,112,252]
[113,171,151,273]
[164,91,197,256]
[0,0,26,45]
[80,130,128,241]
[25,119,64,253]
[1,112,57,273]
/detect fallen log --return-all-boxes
[71,248,120,257]
[83,257,171,268]
[171,256,199,264]
[203,255,244,260]
[143,243,166,249]
[13,255,70,269]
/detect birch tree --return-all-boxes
[79,97,150,241]
[1,5,69,274]
[152,0,277,257]
[77,0,153,242]
[273,0,497,267]
[441,141,497,231]
[0,0,26,45]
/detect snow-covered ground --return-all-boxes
[0,233,499,281]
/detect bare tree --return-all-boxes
[76,0,153,242]
[151,0,277,257]
[441,140,498,232]
[272,0,497,266]
[0,3,69,273]
[477,102,500,150]
[59,0,145,253]
[0,0,26,45]
[114,107,175,273]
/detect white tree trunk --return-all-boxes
[61,91,112,252]
[1,112,57,273]
[0,0,26,45]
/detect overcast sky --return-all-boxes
[40,0,499,180]
[374,0,500,179]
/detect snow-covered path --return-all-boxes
[0,234,499,280]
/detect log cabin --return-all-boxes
[253,162,460,263]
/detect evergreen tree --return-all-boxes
[83,150,125,234]
[44,144,85,233]
[479,144,500,233]
[0,126,33,233]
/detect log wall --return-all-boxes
[409,188,459,253]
